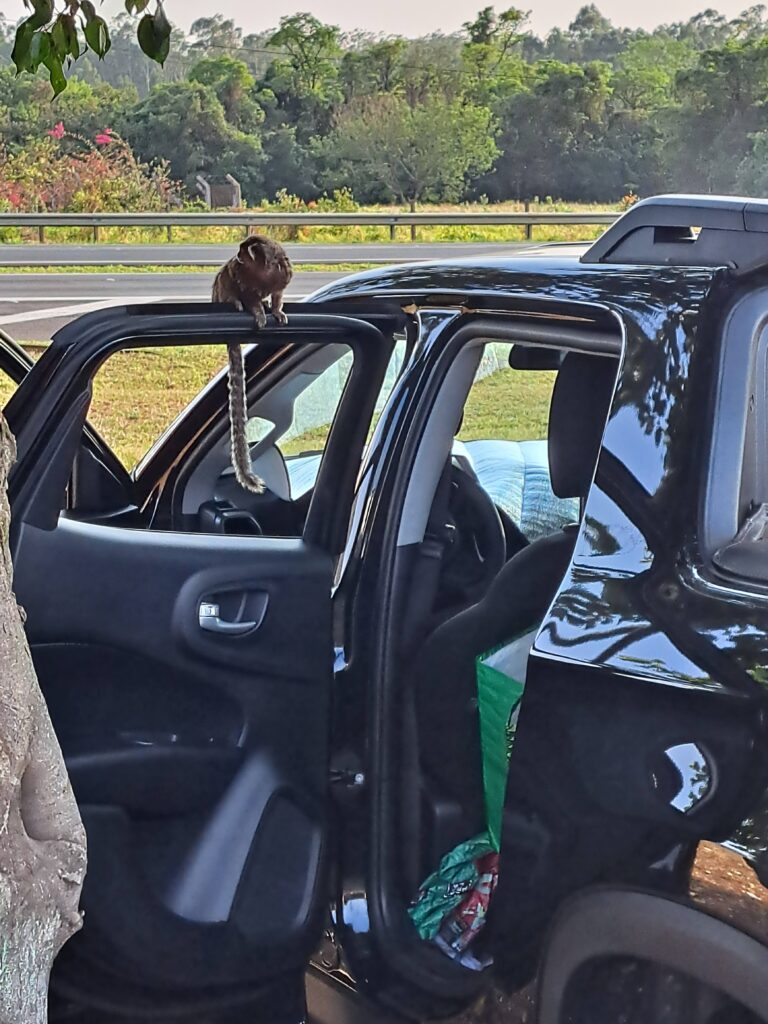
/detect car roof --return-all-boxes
[310,194,768,308]
[307,255,720,313]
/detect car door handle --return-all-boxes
[198,602,258,636]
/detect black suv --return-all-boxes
[4,194,768,1024]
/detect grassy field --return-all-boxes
[5,344,554,469]
[0,201,617,248]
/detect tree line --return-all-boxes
[3,5,768,208]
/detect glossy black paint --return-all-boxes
[308,258,768,1015]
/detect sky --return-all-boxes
[0,0,756,38]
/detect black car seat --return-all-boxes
[410,352,619,854]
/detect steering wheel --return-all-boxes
[437,464,509,611]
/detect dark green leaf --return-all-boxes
[83,15,110,58]
[62,15,80,60]
[79,1,97,22]
[137,3,171,66]
[11,22,35,73]
[125,0,151,13]
[50,17,67,60]
[43,48,67,96]
[28,29,51,70]
[27,0,53,29]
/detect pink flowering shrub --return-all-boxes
[0,125,183,212]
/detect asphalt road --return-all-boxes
[0,241,531,267]
[0,242,588,341]
[0,270,341,340]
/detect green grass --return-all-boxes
[459,367,554,442]
[5,344,553,470]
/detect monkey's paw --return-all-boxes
[252,306,268,330]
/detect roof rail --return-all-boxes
[581,194,768,275]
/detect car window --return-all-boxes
[89,345,230,469]
[0,338,40,409]
[261,337,408,500]
[271,349,355,459]
[457,342,579,540]
[458,342,553,444]
[86,335,408,495]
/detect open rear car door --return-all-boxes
[3,303,400,1021]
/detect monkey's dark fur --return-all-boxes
[212,235,293,494]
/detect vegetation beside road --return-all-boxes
[0,200,611,249]
[5,6,768,219]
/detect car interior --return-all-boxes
[366,322,622,977]
[410,351,620,873]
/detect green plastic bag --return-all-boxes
[476,627,538,851]
[408,833,496,940]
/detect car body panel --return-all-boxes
[303,258,768,1016]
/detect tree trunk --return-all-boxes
[0,416,86,1024]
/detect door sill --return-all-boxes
[306,967,406,1024]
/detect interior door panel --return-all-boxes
[14,517,334,991]
[4,307,399,1014]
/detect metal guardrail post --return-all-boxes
[37,225,45,244]
[525,202,533,241]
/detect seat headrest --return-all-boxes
[548,353,617,500]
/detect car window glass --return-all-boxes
[457,342,578,540]
[257,336,408,500]
[274,350,354,460]
[458,342,553,444]
[89,345,229,469]
[267,336,407,455]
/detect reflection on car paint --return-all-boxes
[661,742,713,814]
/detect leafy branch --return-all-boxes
[11,0,171,96]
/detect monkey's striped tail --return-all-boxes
[226,341,266,495]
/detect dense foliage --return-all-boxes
[4,5,768,206]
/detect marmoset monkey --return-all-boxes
[212,234,293,494]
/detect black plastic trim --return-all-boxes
[582,194,768,274]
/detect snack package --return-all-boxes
[433,849,499,970]
[408,833,496,941]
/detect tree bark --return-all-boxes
[0,417,86,1024]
